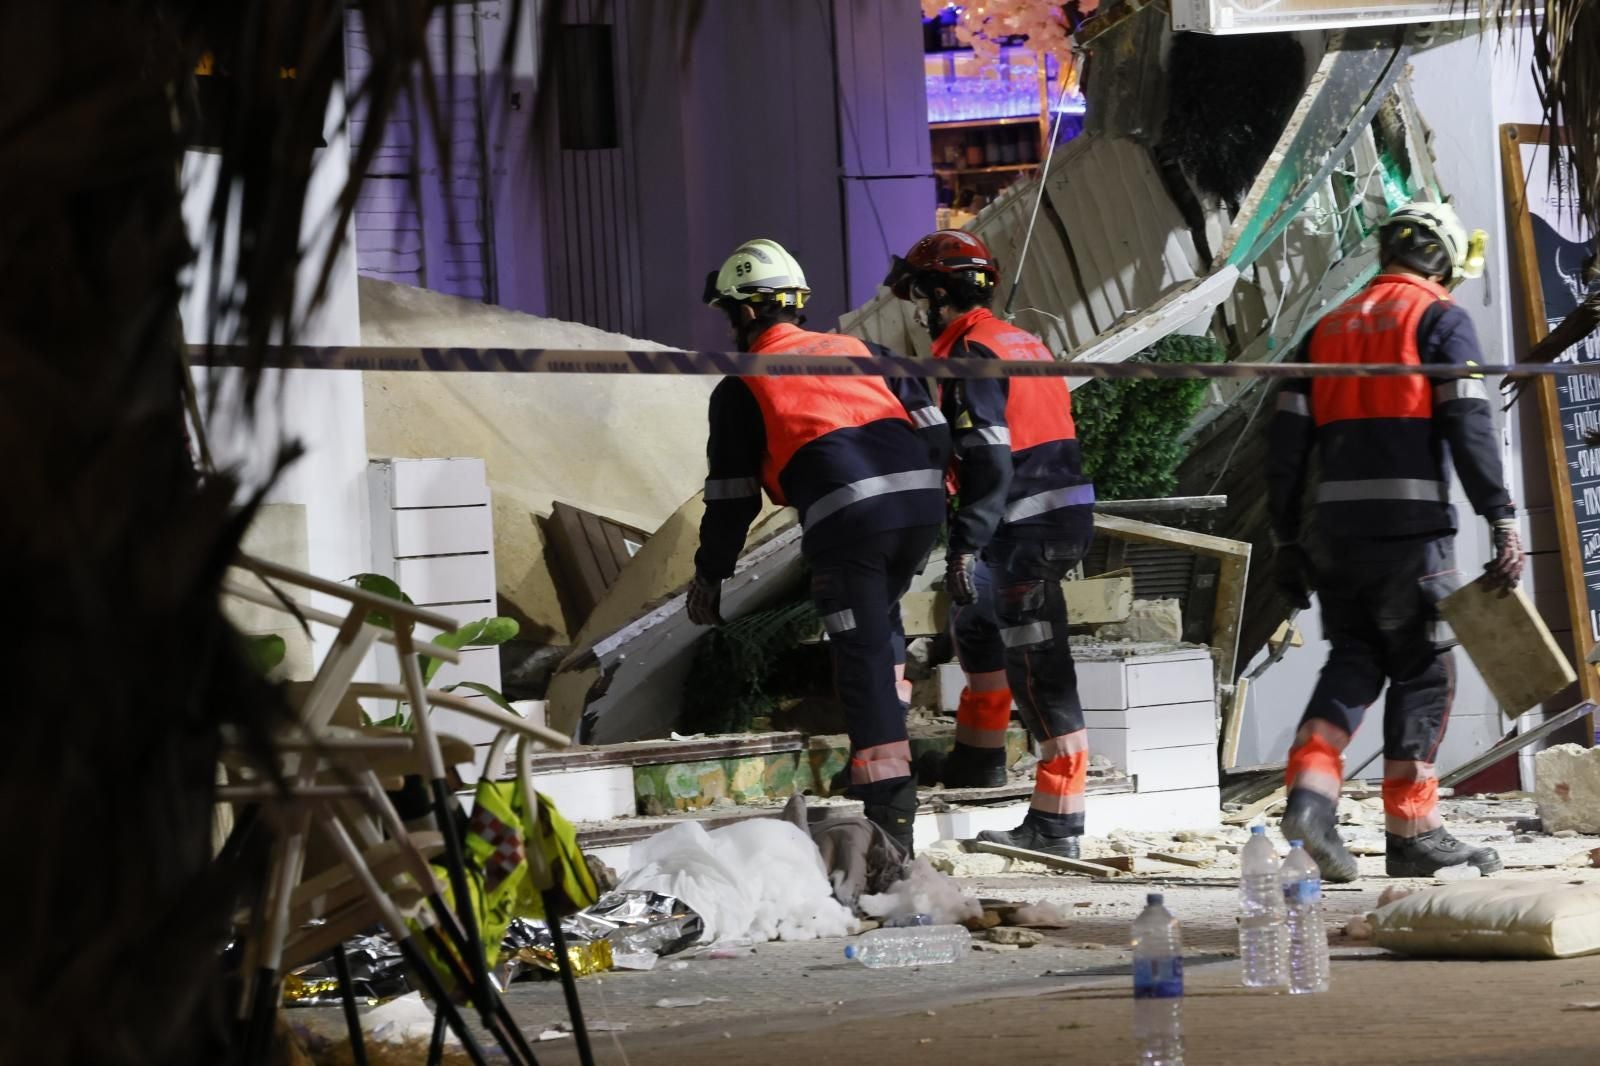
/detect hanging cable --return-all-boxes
[1002,65,1076,321]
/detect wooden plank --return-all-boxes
[1222,785,1286,826]
[578,509,620,585]
[545,502,609,623]
[1221,677,1249,771]
[1146,850,1213,869]
[1501,123,1600,731]
[525,732,809,774]
[971,841,1127,878]
[1094,511,1251,698]
[601,521,640,574]
[930,776,1131,807]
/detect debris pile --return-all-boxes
[1536,744,1600,834]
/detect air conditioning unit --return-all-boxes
[1171,0,1481,35]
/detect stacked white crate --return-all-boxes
[368,458,501,750]
[1078,647,1220,820]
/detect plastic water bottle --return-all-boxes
[1131,893,1184,1066]
[844,925,969,968]
[1281,839,1330,994]
[1238,825,1289,990]
[883,913,934,927]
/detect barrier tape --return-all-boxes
[190,344,1598,380]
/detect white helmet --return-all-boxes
[1381,199,1486,283]
[704,239,811,308]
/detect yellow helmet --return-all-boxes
[703,239,810,308]
[1381,199,1487,283]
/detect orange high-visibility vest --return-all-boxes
[1309,273,1451,425]
[933,308,1077,450]
[742,323,912,504]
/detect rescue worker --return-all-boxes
[687,239,946,852]
[885,230,1096,860]
[1267,199,1523,881]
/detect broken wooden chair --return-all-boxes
[221,554,574,1066]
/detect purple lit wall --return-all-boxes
[347,2,934,348]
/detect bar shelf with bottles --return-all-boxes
[923,13,1085,227]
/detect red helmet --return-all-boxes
[884,230,1000,300]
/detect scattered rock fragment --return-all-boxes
[988,927,1045,947]
[1377,886,1415,908]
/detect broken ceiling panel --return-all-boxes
[545,494,804,744]
[840,133,1208,365]
[1219,25,1414,271]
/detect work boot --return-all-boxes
[976,820,1081,860]
[861,777,919,856]
[1280,790,1360,883]
[1386,827,1503,878]
[921,743,1007,789]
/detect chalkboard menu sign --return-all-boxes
[1503,124,1600,705]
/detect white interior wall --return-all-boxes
[1236,26,1554,776]
[183,90,367,668]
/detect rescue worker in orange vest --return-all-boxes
[885,230,1096,860]
[1267,200,1523,881]
[688,239,947,852]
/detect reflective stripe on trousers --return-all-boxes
[1286,722,1350,802]
[804,468,944,526]
[954,684,1012,749]
[1030,730,1089,829]
[821,608,857,635]
[956,426,1010,454]
[1383,759,1444,837]
[1005,483,1096,523]
[851,739,913,785]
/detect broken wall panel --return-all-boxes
[839,133,1207,364]
[543,501,651,632]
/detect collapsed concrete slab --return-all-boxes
[358,277,712,645]
[1536,744,1600,835]
[545,493,803,743]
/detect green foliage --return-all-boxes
[346,573,521,730]
[423,616,520,685]
[349,572,412,629]
[245,634,286,674]
[1073,333,1223,500]
[681,597,822,735]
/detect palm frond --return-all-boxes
[1486,0,1600,236]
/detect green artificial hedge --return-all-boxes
[1072,333,1224,501]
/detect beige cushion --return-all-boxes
[1372,879,1600,959]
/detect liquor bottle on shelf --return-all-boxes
[1018,127,1039,164]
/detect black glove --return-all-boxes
[1275,542,1313,611]
[945,551,977,607]
[1484,518,1524,591]
[686,572,724,626]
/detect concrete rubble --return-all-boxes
[1095,598,1185,642]
[1536,744,1600,834]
